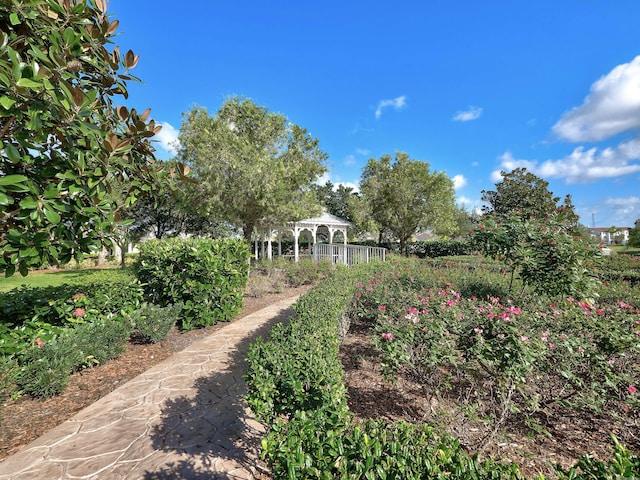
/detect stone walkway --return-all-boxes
[0,297,299,479]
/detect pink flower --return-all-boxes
[378,305,387,312]
[628,385,637,394]
[381,332,394,340]
[72,307,85,318]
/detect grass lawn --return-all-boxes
[608,244,640,255]
[0,268,133,293]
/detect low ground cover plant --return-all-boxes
[246,255,640,478]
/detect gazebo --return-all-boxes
[254,211,385,266]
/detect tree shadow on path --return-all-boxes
[142,307,294,479]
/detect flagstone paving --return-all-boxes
[0,297,299,479]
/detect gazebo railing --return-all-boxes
[312,243,385,266]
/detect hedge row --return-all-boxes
[244,262,640,479]
[245,263,526,478]
[134,237,250,330]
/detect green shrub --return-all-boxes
[129,303,181,344]
[0,272,144,328]
[134,238,249,330]
[14,316,130,398]
[408,240,472,258]
[556,437,640,479]
[247,257,639,479]
[15,334,80,397]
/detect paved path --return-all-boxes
[0,297,299,479]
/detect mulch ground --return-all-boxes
[339,317,640,479]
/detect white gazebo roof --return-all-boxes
[290,211,352,228]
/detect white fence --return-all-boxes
[310,243,386,266]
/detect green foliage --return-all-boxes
[351,258,639,456]
[627,226,640,248]
[481,167,579,226]
[133,237,249,330]
[407,240,471,258]
[360,152,458,254]
[177,97,328,241]
[0,0,171,276]
[471,211,602,298]
[556,437,640,479]
[129,302,181,344]
[247,256,639,478]
[245,262,527,478]
[15,316,130,397]
[0,273,144,355]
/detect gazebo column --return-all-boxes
[294,227,300,262]
[342,227,348,265]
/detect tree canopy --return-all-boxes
[481,168,579,225]
[177,97,327,241]
[0,0,167,276]
[359,152,457,254]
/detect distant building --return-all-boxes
[589,226,631,245]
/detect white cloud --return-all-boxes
[153,121,180,155]
[452,174,467,190]
[604,196,640,224]
[457,195,482,216]
[453,106,482,122]
[344,154,357,166]
[494,140,640,183]
[315,172,331,185]
[552,55,640,142]
[336,181,360,193]
[375,95,407,119]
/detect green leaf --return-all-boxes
[16,78,43,89]
[2,144,21,163]
[44,206,61,224]
[0,96,16,110]
[0,174,27,186]
[19,196,39,209]
[0,192,13,206]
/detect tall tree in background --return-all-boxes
[313,180,358,220]
[360,152,457,254]
[177,97,327,242]
[0,0,168,276]
[481,168,579,226]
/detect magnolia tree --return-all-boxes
[0,0,169,276]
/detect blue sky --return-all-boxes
[108,0,640,228]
